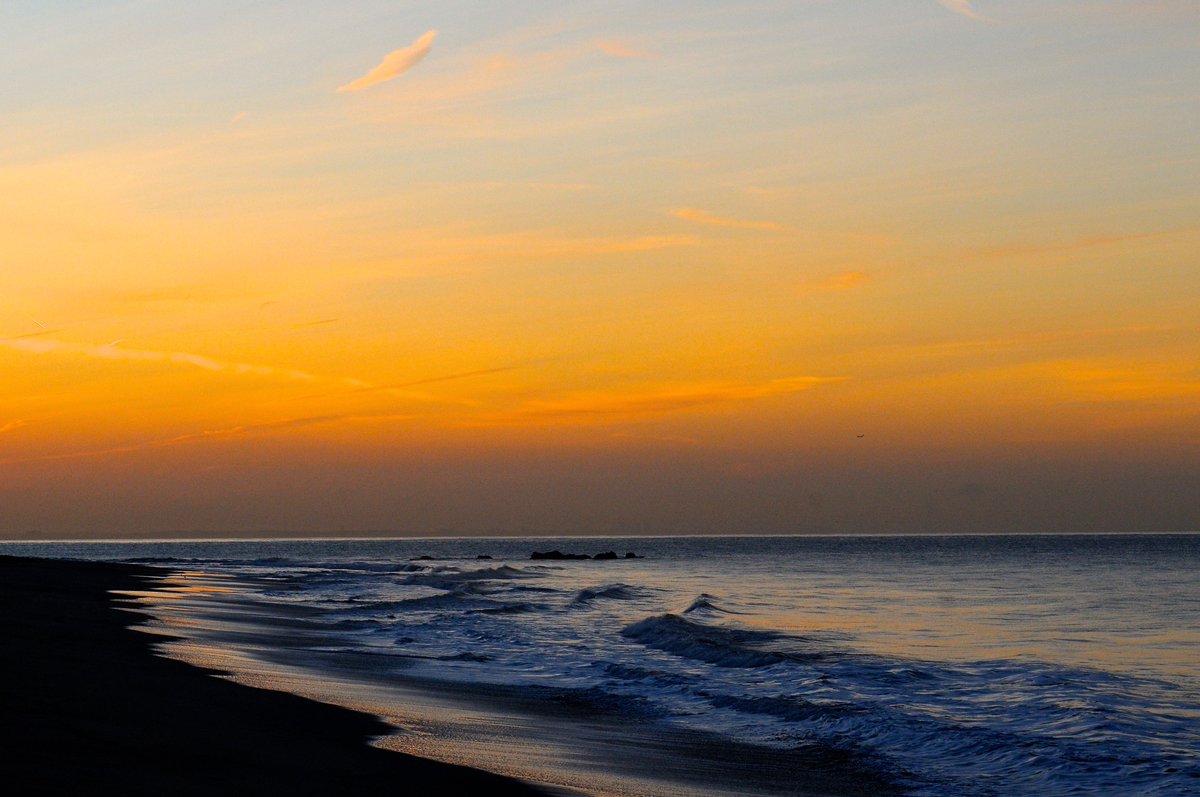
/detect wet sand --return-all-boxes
[0,555,545,796]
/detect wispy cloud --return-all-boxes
[1036,361,1200,403]
[408,230,699,260]
[6,328,61,340]
[815,271,872,292]
[348,45,581,126]
[3,336,544,411]
[0,412,415,465]
[359,366,520,394]
[290,318,339,329]
[164,413,414,443]
[939,1,989,21]
[0,419,28,434]
[974,227,1199,261]
[476,376,846,426]
[340,39,707,140]
[0,337,317,382]
[672,207,785,231]
[338,30,438,92]
[595,40,652,60]
[299,365,521,404]
[869,325,1187,377]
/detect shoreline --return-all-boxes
[0,555,546,796]
[138,567,900,797]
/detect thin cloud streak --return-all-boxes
[0,337,317,382]
[363,366,520,393]
[421,231,699,260]
[0,419,28,434]
[338,30,438,92]
[295,365,523,404]
[939,1,989,22]
[974,227,1199,261]
[0,335,460,404]
[164,412,415,443]
[6,328,61,340]
[596,40,652,60]
[0,412,415,465]
[672,208,784,231]
[815,271,872,292]
[882,324,1187,358]
[476,376,847,426]
[1042,362,1200,403]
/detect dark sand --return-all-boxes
[0,555,545,796]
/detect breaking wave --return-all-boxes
[621,613,830,668]
[570,583,646,604]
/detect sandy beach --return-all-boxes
[0,555,544,796]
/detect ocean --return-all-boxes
[6,534,1198,796]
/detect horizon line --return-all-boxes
[3,530,1198,544]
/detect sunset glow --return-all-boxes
[2,1,1196,536]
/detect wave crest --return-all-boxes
[571,583,644,604]
[621,613,828,668]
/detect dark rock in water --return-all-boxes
[476,555,493,560]
[529,549,636,561]
[530,550,591,560]
[412,555,435,561]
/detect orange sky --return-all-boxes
[1,1,1197,536]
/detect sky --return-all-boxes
[1,0,1197,538]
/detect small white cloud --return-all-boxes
[338,30,438,92]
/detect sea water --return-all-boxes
[7,534,1198,796]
